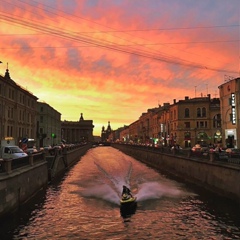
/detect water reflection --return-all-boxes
[0,147,240,239]
[120,202,137,219]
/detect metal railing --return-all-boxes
[0,152,46,174]
[116,143,240,165]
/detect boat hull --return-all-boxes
[120,197,137,217]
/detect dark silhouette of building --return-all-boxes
[101,121,112,141]
[61,113,94,143]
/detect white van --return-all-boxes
[0,138,28,159]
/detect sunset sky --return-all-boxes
[0,0,239,136]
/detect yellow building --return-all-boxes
[165,95,221,148]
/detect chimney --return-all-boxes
[185,96,189,100]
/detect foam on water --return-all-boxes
[135,181,182,201]
[78,158,183,205]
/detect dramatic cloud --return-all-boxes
[0,0,239,135]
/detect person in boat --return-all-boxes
[122,185,133,198]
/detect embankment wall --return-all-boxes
[0,161,48,218]
[112,144,240,204]
[0,144,91,218]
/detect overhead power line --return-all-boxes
[0,1,238,75]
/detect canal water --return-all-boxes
[1,147,240,239]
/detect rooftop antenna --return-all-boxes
[194,86,197,97]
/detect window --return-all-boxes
[197,108,201,117]
[213,114,221,128]
[4,147,10,154]
[200,121,204,128]
[184,122,190,128]
[184,132,191,139]
[185,108,189,117]
[196,107,207,118]
[202,107,206,117]
[197,121,207,128]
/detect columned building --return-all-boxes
[218,77,240,148]
[0,68,38,145]
[61,113,94,143]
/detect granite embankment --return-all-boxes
[112,143,240,204]
[0,143,91,218]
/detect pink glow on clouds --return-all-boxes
[0,0,239,135]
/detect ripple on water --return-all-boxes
[1,147,239,239]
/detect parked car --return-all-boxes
[26,147,38,155]
[43,145,52,150]
[225,148,240,158]
[191,144,202,152]
[191,144,209,153]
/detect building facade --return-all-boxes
[165,95,221,148]
[61,113,94,143]
[118,95,222,149]
[37,101,61,147]
[218,77,240,148]
[0,68,38,145]
[101,121,112,141]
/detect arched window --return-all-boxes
[202,107,206,117]
[197,108,201,117]
[185,108,190,117]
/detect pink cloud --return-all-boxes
[0,0,239,135]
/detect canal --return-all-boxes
[1,147,240,239]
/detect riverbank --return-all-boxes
[112,143,240,205]
[0,143,91,218]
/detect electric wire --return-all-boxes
[0,0,238,74]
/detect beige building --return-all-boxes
[37,102,61,147]
[218,77,240,148]
[0,68,38,145]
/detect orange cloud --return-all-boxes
[0,0,239,135]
